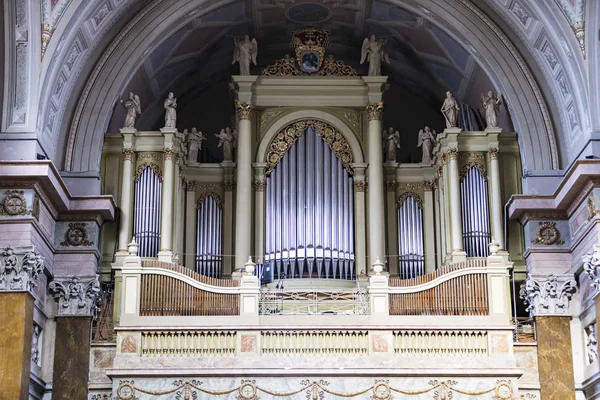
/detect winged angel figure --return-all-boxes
[360,35,390,76]
[215,127,237,162]
[232,35,258,76]
[120,92,142,129]
[417,126,437,163]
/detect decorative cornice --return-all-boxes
[365,102,383,121]
[520,274,577,317]
[164,148,174,161]
[488,148,499,161]
[49,276,101,318]
[0,246,44,293]
[236,101,253,120]
[122,148,134,161]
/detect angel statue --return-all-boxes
[215,127,237,162]
[178,129,189,160]
[417,126,437,163]
[119,92,141,129]
[163,92,177,129]
[187,127,207,164]
[383,127,400,162]
[441,91,460,129]
[360,35,390,76]
[232,35,258,76]
[481,91,503,128]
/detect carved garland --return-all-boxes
[60,222,94,247]
[265,120,354,176]
[460,162,487,181]
[262,54,357,77]
[196,192,222,209]
[134,162,162,182]
[397,192,423,209]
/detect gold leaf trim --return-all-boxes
[196,192,222,209]
[262,54,357,76]
[134,162,162,182]
[460,162,487,181]
[397,192,423,209]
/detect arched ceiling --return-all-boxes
[107,0,499,133]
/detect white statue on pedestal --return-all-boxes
[481,91,503,128]
[215,127,237,161]
[417,126,437,163]
[441,91,460,129]
[383,127,400,162]
[119,92,141,128]
[163,92,177,129]
[232,35,258,76]
[360,35,390,76]
[187,128,206,164]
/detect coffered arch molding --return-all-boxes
[54,0,563,174]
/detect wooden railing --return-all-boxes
[141,260,238,287]
[388,259,489,316]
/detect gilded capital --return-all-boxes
[447,148,458,161]
[254,180,266,191]
[164,148,174,161]
[355,180,367,192]
[488,147,499,160]
[366,102,384,121]
[236,101,253,120]
[122,148,134,161]
[186,181,196,191]
[385,181,396,192]
[423,180,434,191]
[224,180,234,191]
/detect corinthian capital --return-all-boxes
[0,246,44,293]
[49,275,101,318]
[366,102,384,121]
[519,274,577,317]
[236,101,253,120]
[584,244,600,294]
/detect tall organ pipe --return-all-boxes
[133,166,162,257]
[195,196,223,277]
[460,167,490,257]
[266,127,355,280]
[397,195,424,278]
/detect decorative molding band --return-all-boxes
[397,183,422,192]
[520,274,577,317]
[236,101,253,120]
[49,276,101,318]
[0,246,44,293]
[137,152,161,162]
[365,102,384,121]
[459,152,486,162]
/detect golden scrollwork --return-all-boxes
[397,183,422,191]
[460,152,486,162]
[366,102,384,121]
[259,109,288,138]
[122,148,134,161]
[488,147,499,160]
[138,152,161,162]
[261,54,358,77]
[236,101,253,120]
[265,119,354,176]
[460,162,487,181]
[134,162,162,182]
[423,180,434,191]
[447,148,458,161]
[532,221,565,245]
[0,190,31,216]
[341,112,361,132]
[197,192,222,209]
[163,148,174,161]
[397,192,423,209]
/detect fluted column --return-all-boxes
[447,147,465,260]
[488,147,504,250]
[423,180,436,273]
[253,163,267,264]
[235,101,253,271]
[117,132,135,254]
[184,181,197,269]
[159,130,175,261]
[366,103,386,269]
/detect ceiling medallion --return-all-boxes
[286,3,331,24]
[262,28,357,76]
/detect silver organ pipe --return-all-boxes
[195,196,223,277]
[397,195,424,279]
[460,166,491,257]
[266,127,355,280]
[133,166,162,258]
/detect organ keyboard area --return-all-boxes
[102,77,523,285]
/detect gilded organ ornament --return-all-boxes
[134,162,162,182]
[531,221,564,245]
[236,101,253,120]
[366,102,383,121]
[265,119,354,175]
[0,190,30,216]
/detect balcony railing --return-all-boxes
[258,288,369,315]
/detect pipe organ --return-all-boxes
[396,193,425,278]
[195,194,223,277]
[133,164,162,258]
[460,164,491,257]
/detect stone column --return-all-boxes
[159,130,176,261]
[521,274,577,400]
[447,148,466,260]
[353,164,368,276]
[366,102,386,268]
[222,162,235,276]
[185,181,197,269]
[488,147,504,250]
[423,180,436,273]
[253,163,267,264]
[0,246,43,399]
[50,275,100,400]
[234,101,254,271]
[117,131,135,254]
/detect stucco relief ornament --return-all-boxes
[481,91,503,129]
[440,91,459,128]
[531,221,564,245]
[583,244,600,291]
[586,324,598,365]
[0,190,31,216]
[49,275,101,318]
[60,222,94,247]
[417,126,437,163]
[383,127,400,162]
[163,92,177,129]
[519,274,577,316]
[232,35,258,76]
[31,324,41,365]
[215,127,237,162]
[119,92,141,129]
[360,35,390,76]
[0,246,44,292]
